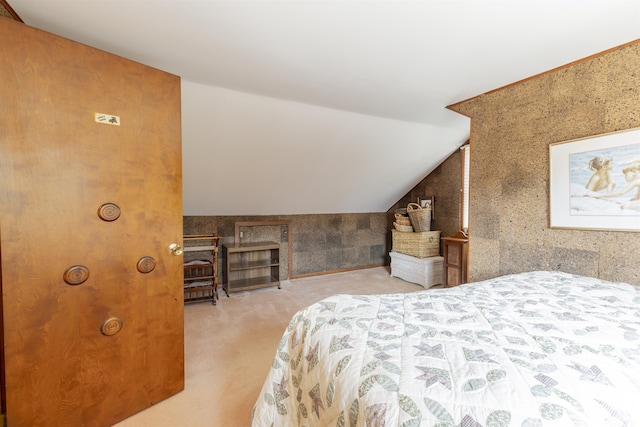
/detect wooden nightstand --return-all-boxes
[441,231,469,287]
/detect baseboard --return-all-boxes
[290,263,385,280]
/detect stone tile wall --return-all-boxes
[184,213,388,279]
[449,41,640,285]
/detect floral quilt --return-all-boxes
[251,271,640,426]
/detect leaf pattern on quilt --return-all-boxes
[311,318,326,335]
[290,349,303,370]
[623,331,640,341]
[420,327,439,339]
[599,344,615,353]
[535,364,556,373]
[416,367,451,390]
[476,330,500,346]
[403,324,420,337]
[463,348,498,364]
[528,351,546,360]
[361,360,381,376]
[381,361,401,375]
[530,385,552,398]
[521,418,543,427]
[338,319,354,330]
[423,397,454,425]
[297,401,308,420]
[414,342,445,359]
[263,392,275,405]
[511,358,535,369]
[271,358,281,370]
[367,340,383,352]
[486,410,511,427]
[539,403,564,420]
[277,350,290,363]
[326,378,335,406]
[532,335,556,353]
[455,329,476,343]
[399,393,421,418]
[383,342,401,351]
[359,375,399,397]
[463,378,486,391]
[562,344,582,355]
[623,347,640,360]
[486,369,506,383]
[308,383,325,417]
[369,332,403,341]
[552,388,583,412]
[349,399,359,427]
[356,319,370,330]
[335,355,352,376]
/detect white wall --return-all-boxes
[181,81,468,215]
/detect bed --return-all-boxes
[251,271,640,426]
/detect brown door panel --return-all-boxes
[1,19,183,426]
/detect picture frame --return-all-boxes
[419,196,435,219]
[549,127,640,232]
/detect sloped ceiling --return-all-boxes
[7,1,640,215]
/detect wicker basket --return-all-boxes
[406,203,432,232]
[394,213,412,226]
[391,229,440,258]
[393,222,413,232]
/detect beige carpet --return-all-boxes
[114,266,432,427]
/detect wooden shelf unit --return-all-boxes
[183,234,220,305]
[222,241,280,295]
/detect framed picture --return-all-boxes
[549,127,640,231]
[419,196,435,218]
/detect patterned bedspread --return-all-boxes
[251,271,640,426]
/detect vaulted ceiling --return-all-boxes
[7,1,640,215]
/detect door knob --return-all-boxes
[168,243,183,256]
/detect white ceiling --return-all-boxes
[8,1,640,215]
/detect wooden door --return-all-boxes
[0,19,184,426]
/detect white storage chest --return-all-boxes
[390,251,443,288]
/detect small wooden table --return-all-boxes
[441,231,469,287]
